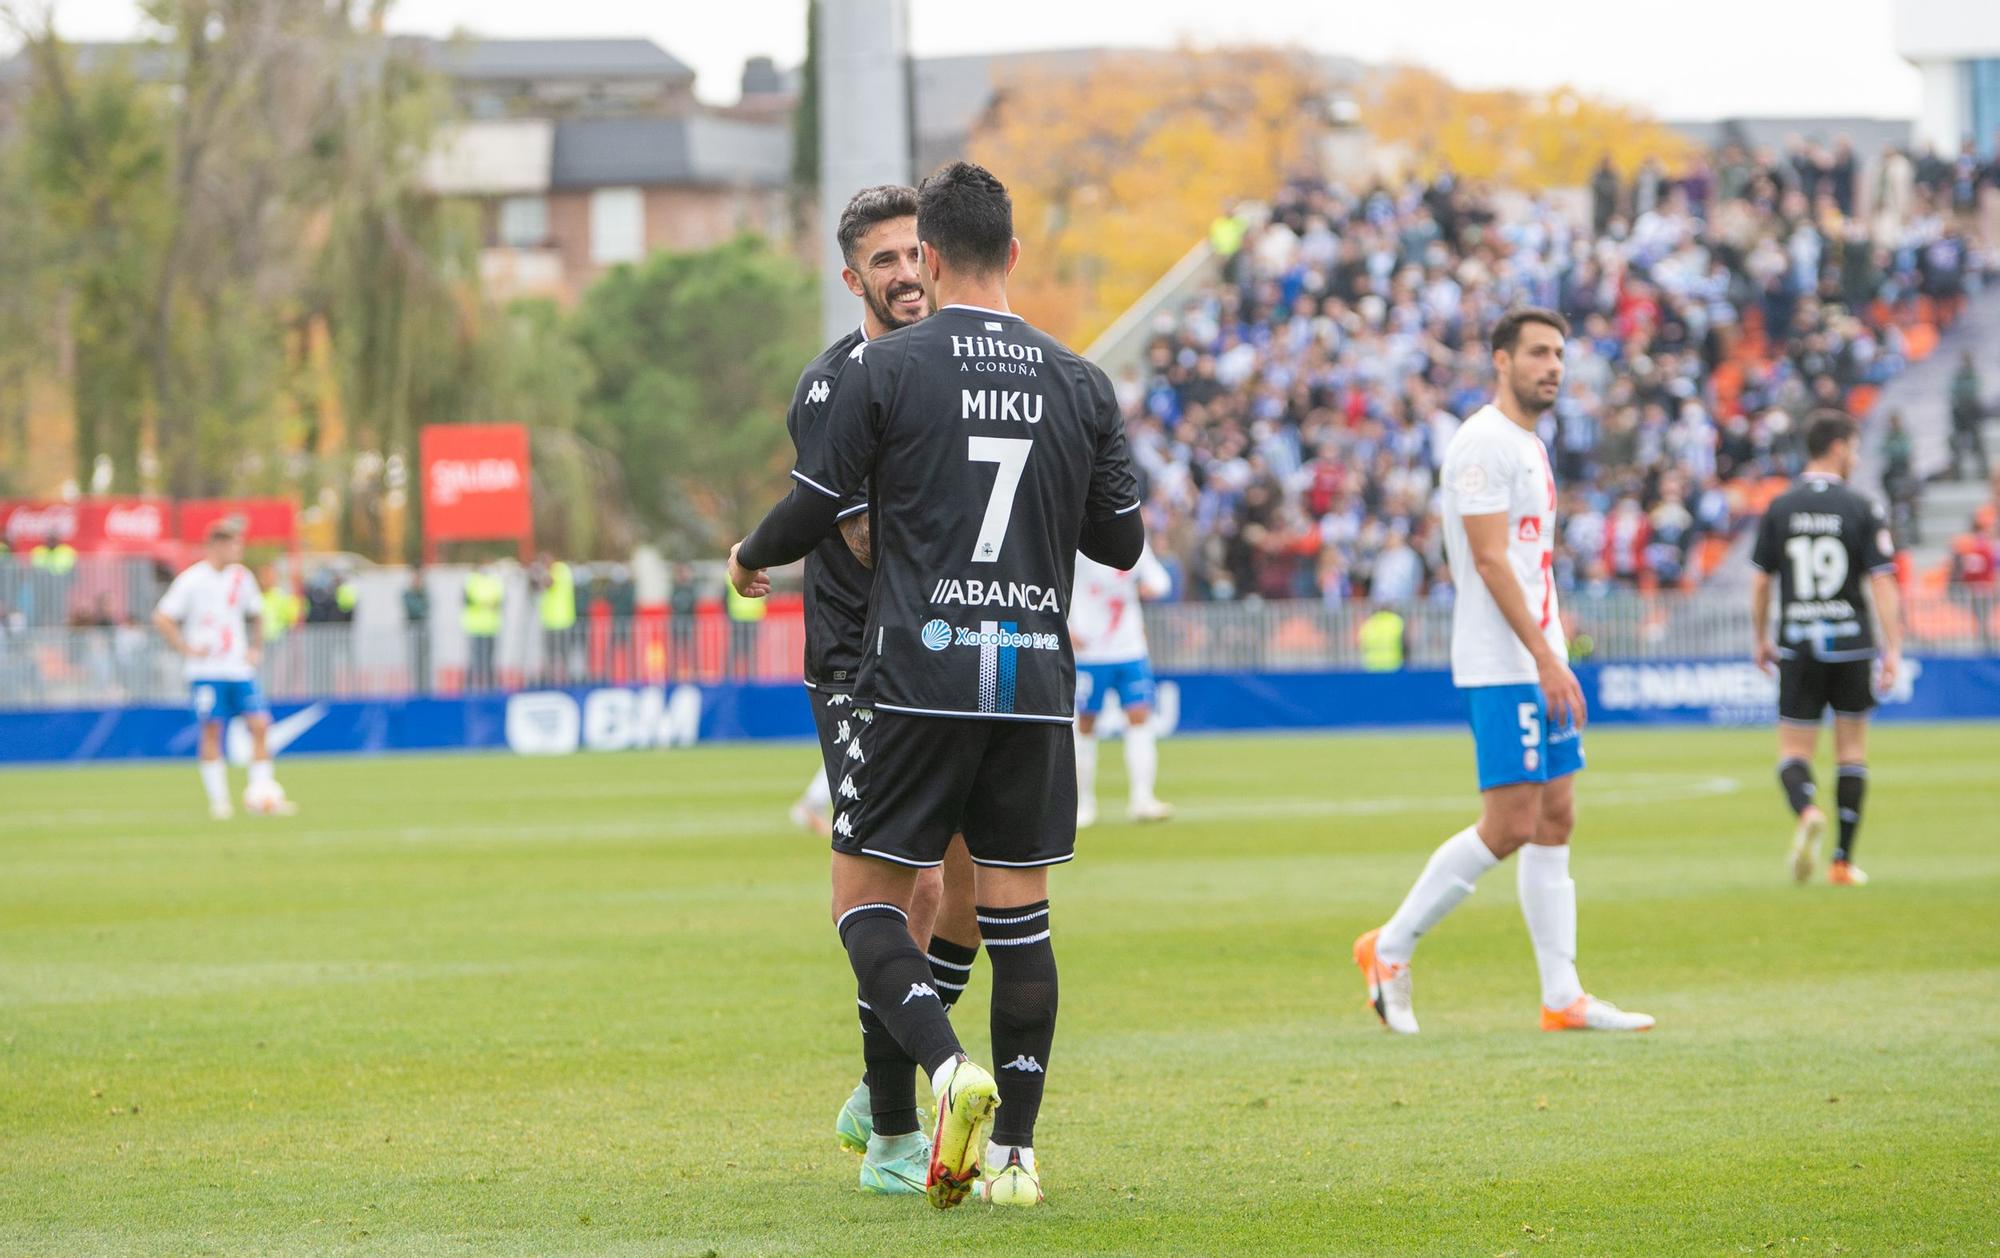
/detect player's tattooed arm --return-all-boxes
[839,513,873,569]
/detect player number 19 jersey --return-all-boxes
[1439,404,1565,687]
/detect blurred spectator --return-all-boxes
[532,551,577,684]
[1879,410,1920,544]
[669,563,698,678]
[1126,144,1980,604]
[724,570,764,679]
[462,563,503,690]
[403,567,430,694]
[1952,507,1997,589]
[1949,351,1989,481]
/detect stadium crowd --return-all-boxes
[1123,140,1994,605]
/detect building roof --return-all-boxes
[0,40,179,86]
[413,37,694,84]
[1668,116,1914,155]
[1,35,693,89]
[550,114,790,189]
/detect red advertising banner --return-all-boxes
[421,423,533,555]
[176,498,298,544]
[0,497,173,551]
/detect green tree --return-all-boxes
[571,235,817,557]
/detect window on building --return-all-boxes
[497,196,549,248]
[590,187,645,265]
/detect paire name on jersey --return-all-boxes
[930,577,1062,612]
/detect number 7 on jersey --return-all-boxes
[968,435,1032,564]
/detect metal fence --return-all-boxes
[3,590,1995,711]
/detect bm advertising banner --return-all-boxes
[420,423,532,545]
[2,658,1998,766]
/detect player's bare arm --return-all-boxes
[839,514,873,569]
[1749,568,1776,674]
[1463,510,1586,727]
[152,608,199,657]
[1870,571,1902,690]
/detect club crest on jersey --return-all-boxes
[806,379,830,405]
[1517,517,1541,542]
[930,578,1061,613]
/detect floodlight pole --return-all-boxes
[815,0,914,344]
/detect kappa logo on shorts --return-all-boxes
[902,982,938,1005]
[845,738,865,764]
[837,774,860,801]
[827,693,852,708]
[1001,1055,1044,1073]
[834,718,852,745]
[831,813,854,838]
[806,378,830,405]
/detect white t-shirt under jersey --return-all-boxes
[1070,546,1171,665]
[156,560,262,682]
[1440,404,1565,687]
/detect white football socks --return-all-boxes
[249,759,275,790]
[803,765,831,811]
[199,759,229,810]
[1377,825,1498,964]
[1516,842,1584,1010]
[1124,724,1158,805]
[1074,730,1098,803]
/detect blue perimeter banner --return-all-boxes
[2,657,1997,765]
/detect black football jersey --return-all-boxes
[1751,473,1896,660]
[786,328,871,691]
[794,304,1141,722]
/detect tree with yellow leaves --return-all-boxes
[1364,65,1696,189]
[968,47,1325,348]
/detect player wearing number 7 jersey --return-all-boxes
[1353,308,1652,1035]
[1749,410,1902,887]
[731,162,1143,1207]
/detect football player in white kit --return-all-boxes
[1070,544,1173,826]
[1353,309,1650,1034]
[152,516,295,819]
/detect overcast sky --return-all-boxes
[17,0,1921,121]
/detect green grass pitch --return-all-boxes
[2,725,1996,1256]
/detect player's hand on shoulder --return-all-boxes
[727,543,770,599]
[1537,649,1587,729]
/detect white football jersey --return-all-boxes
[1070,546,1171,665]
[1440,404,1565,687]
[156,561,262,681]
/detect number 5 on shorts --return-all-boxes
[1518,702,1541,748]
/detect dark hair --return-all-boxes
[836,184,919,268]
[1490,306,1571,354]
[1805,409,1857,458]
[917,161,1013,275]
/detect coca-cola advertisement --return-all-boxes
[420,423,533,549]
[0,498,172,551]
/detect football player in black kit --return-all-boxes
[1751,411,1904,886]
[782,185,987,1194]
[730,162,1143,1208]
